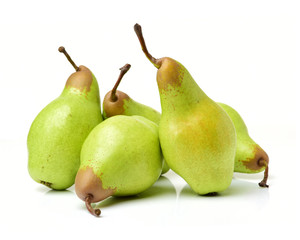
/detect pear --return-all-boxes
[103,64,161,124]
[27,47,103,190]
[218,103,269,187]
[103,64,170,174]
[134,24,236,195]
[75,115,163,216]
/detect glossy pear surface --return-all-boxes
[27,66,103,190]
[157,58,236,195]
[75,115,163,204]
[218,103,269,173]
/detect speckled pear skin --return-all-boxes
[77,115,163,199]
[157,58,237,195]
[27,67,103,190]
[218,103,268,173]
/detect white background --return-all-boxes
[0,0,299,239]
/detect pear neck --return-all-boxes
[159,84,206,115]
[62,68,100,104]
[157,63,207,115]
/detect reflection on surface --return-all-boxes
[233,172,274,183]
[173,179,270,226]
[35,185,50,193]
[43,189,76,215]
[45,189,74,196]
[137,176,177,198]
[179,178,270,199]
[221,179,270,198]
[96,176,176,209]
[177,179,270,219]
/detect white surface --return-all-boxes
[0,0,299,239]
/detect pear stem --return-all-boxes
[85,195,101,217]
[258,160,269,188]
[58,46,79,72]
[110,64,131,102]
[134,24,161,69]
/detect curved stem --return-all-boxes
[85,195,101,217]
[258,160,269,188]
[110,64,131,102]
[58,46,79,71]
[134,24,161,69]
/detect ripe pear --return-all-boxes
[218,103,269,187]
[75,115,163,216]
[134,24,236,195]
[103,64,170,174]
[27,47,103,190]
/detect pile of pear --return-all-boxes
[27,24,269,217]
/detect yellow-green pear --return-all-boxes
[75,115,163,216]
[134,24,236,195]
[27,47,103,190]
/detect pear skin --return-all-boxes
[75,115,163,216]
[218,103,269,187]
[134,24,236,195]
[27,47,103,190]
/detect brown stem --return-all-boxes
[110,64,131,102]
[85,195,101,217]
[58,46,79,72]
[258,160,269,188]
[134,23,161,69]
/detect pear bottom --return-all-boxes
[159,101,236,195]
[76,115,163,202]
[234,143,268,174]
[75,167,115,202]
[29,167,76,190]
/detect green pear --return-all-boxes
[27,47,103,190]
[75,115,163,216]
[103,64,170,174]
[218,103,269,187]
[134,24,236,195]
